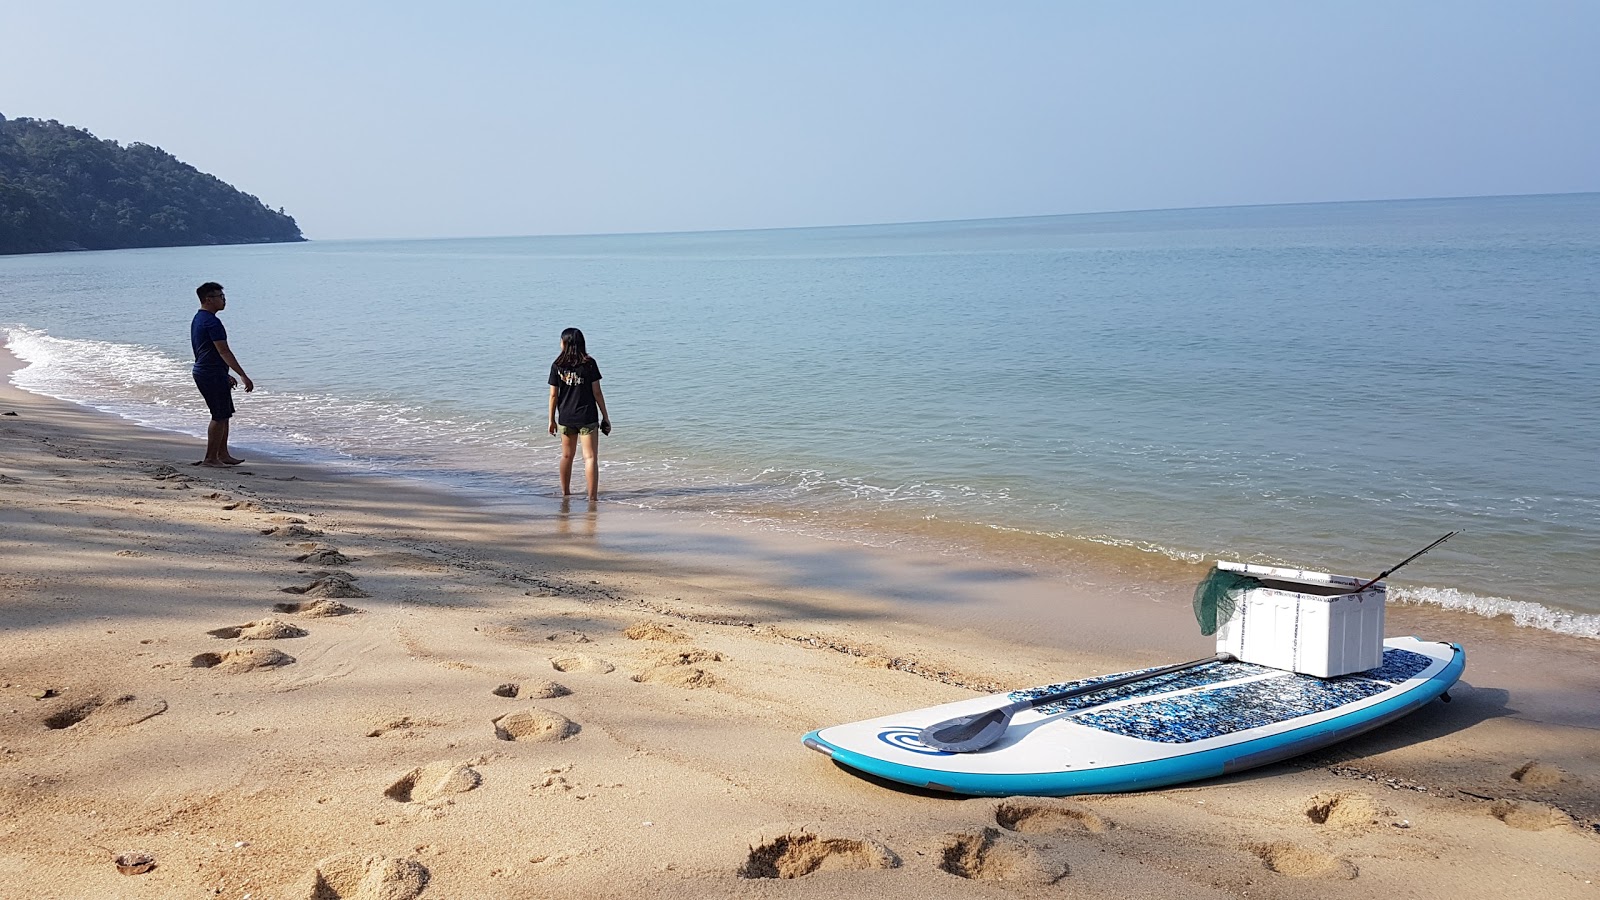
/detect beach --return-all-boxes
[3,347,1598,899]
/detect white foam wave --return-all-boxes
[3,324,555,480]
[6,325,203,434]
[973,523,1600,641]
[1394,585,1600,639]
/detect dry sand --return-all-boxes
[2,352,1598,899]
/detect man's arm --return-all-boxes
[212,340,254,392]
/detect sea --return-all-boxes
[3,193,1598,639]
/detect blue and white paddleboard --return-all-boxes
[804,636,1464,797]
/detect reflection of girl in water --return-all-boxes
[547,327,611,501]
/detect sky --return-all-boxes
[4,1,1597,240]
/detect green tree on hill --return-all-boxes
[0,113,305,255]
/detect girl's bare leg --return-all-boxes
[559,433,579,495]
[580,431,600,500]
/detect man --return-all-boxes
[191,281,254,466]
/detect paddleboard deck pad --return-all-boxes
[803,636,1464,797]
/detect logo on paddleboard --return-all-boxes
[876,726,950,756]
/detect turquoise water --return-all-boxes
[4,193,1598,635]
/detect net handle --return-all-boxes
[1350,531,1459,593]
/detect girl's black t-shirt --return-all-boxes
[549,359,602,426]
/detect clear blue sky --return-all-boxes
[6,1,1596,240]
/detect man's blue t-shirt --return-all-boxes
[191,309,228,373]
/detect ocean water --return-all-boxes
[3,193,1598,637]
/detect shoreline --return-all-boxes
[3,352,1598,897]
[6,346,1598,726]
[9,320,1600,638]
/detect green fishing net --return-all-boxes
[1192,567,1262,636]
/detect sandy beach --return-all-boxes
[2,349,1597,899]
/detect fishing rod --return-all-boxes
[1350,531,1459,593]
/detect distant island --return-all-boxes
[0,113,304,255]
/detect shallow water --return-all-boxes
[4,193,1598,636]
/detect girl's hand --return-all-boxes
[548,421,557,435]
[600,419,611,436]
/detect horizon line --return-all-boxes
[306,189,1599,244]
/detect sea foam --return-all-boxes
[1394,585,1600,640]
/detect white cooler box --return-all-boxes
[1212,561,1385,678]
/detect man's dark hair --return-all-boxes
[196,281,224,300]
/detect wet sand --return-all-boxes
[2,349,1597,898]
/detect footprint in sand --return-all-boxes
[221,499,268,512]
[632,667,718,688]
[937,827,1069,885]
[1246,841,1358,879]
[550,654,614,674]
[533,774,573,793]
[1303,791,1387,831]
[632,648,724,688]
[483,624,590,645]
[532,766,575,793]
[624,621,689,644]
[295,546,352,565]
[995,798,1111,835]
[739,825,900,879]
[114,850,156,874]
[1510,760,1566,787]
[41,694,167,730]
[190,648,295,673]
[262,523,323,538]
[364,715,440,738]
[281,572,369,599]
[207,619,308,640]
[274,598,364,617]
[385,762,481,803]
[493,708,579,742]
[651,648,725,665]
[491,681,570,699]
[295,853,428,900]
[1489,800,1572,831]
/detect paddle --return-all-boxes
[1348,531,1460,594]
[917,652,1234,753]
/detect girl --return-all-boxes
[547,327,611,500]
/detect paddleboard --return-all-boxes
[803,636,1464,797]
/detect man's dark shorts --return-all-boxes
[193,370,235,420]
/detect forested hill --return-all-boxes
[0,114,304,255]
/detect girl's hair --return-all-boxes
[555,327,590,369]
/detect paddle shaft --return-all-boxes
[1350,531,1459,594]
[916,652,1237,753]
[1009,652,1231,714]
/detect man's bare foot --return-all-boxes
[223,456,246,465]
[198,460,231,468]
